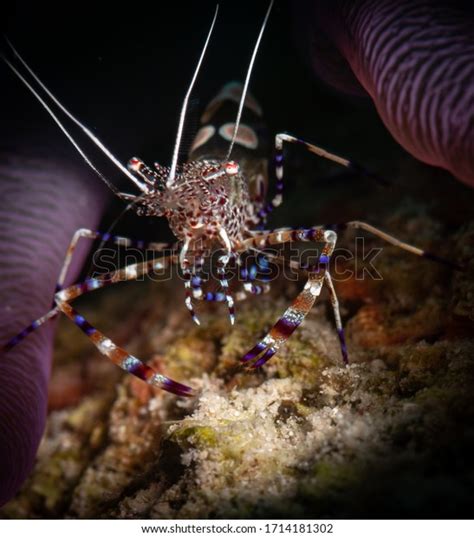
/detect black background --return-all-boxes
[1,0,394,224]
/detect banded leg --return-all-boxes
[1,228,173,353]
[239,253,271,298]
[1,308,59,353]
[181,250,272,311]
[213,247,273,321]
[240,226,337,368]
[256,132,389,221]
[58,227,172,290]
[182,253,205,326]
[180,249,271,323]
[198,257,271,304]
[242,216,459,368]
[54,255,194,396]
[242,270,327,368]
[216,252,236,325]
[251,247,348,365]
[216,228,238,325]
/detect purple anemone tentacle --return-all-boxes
[295,0,474,187]
[0,151,108,506]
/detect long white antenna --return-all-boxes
[2,55,125,196]
[166,5,219,188]
[225,0,274,161]
[4,38,148,193]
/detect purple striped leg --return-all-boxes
[198,259,271,305]
[237,254,271,299]
[200,256,271,304]
[54,254,195,396]
[239,226,337,368]
[216,252,236,325]
[242,270,327,369]
[0,308,60,353]
[58,227,172,291]
[1,228,173,353]
[216,228,237,325]
[181,252,269,319]
[272,134,389,211]
[182,253,205,326]
[252,248,348,364]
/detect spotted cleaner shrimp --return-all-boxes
[1,0,460,396]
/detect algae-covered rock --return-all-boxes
[1,394,113,518]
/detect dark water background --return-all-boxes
[2,0,418,241]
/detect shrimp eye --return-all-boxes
[224,161,239,176]
[128,157,143,172]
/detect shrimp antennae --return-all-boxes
[3,38,148,194]
[166,5,219,188]
[225,0,274,161]
[1,54,126,196]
